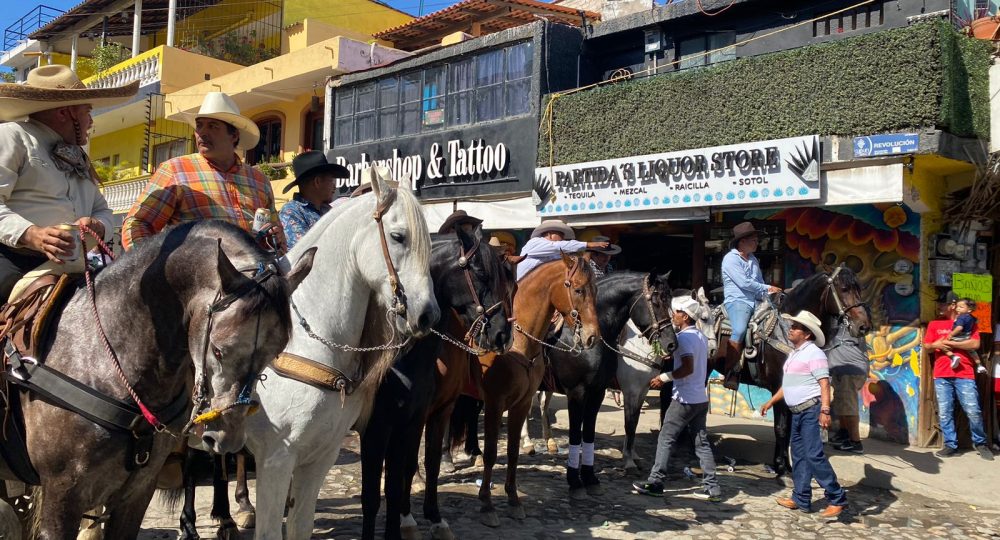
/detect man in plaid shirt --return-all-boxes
[122,92,286,251]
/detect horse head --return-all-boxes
[438,224,516,353]
[824,265,872,337]
[631,272,677,355]
[188,224,316,454]
[355,167,440,338]
[693,286,718,357]
[553,251,600,350]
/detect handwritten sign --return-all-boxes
[953,273,992,302]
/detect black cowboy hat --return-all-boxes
[438,210,483,234]
[586,235,622,255]
[729,221,759,248]
[282,151,350,194]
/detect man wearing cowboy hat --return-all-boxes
[585,235,621,278]
[633,296,720,502]
[279,151,349,250]
[437,209,482,236]
[0,65,136,300]
[515,220,608,282]
[721,222,782,383]
[761,310,847,518]
[122,91,286,251]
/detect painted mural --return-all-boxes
[710,204,922,444]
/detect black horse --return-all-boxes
[360,224,514,540]
[714,265,871,479]
[541,271,678,497]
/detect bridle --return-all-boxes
[455,239,505,346]
[371,187,408,316]
[602,274,675,368]
[513,255,591,354]
[822,265,868,334]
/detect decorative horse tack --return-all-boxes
[599,274,675,369]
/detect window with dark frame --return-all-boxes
[332,41,534,147]
[153,139,188,169]
[248,117,282,165]
[678,31,735,70]
[813,1,883,37]
[304,105,324,151]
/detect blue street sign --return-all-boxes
[853,133,919,158]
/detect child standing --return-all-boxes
[950,298,985,374]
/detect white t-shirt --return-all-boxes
[671,326,709,405]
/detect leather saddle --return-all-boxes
[713,303,792,361]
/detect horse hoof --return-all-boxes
[546,438,559,454]
[507,505,526,520]
[480,510,500,528]
[569,487,588,500]
[441,460,456,474]
[215,523,240,540]
[234,510,255,529]
[430,521,456,540]
[474,455,484,467]
[521,443,536,456]
[585,483,604,496]
[400,524,420,540]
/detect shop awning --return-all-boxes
[422,197,540,231]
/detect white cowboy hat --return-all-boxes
[0,64,139,122]
[530,219,574,240]
[175,92,260,150]
[671,296,701,321]
[781,310,825,348]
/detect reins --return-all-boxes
[513,255,589,355]
[600,274,675,369]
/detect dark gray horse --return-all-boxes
[7,220,313,538]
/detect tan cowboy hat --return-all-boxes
[781,310,825,348]
[175,92,260,150]
[586,235,622,255]
[0,64,139,122]
[530,219,574,240]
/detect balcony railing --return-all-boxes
[3,5,63,52]
[83,46,163,89]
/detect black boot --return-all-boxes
[723,340,743,391]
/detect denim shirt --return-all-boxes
[721,248,769,308]
[279,193,329,250]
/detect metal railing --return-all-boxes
[3,5,63,52]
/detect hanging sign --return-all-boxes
[535,135,821,216]
[953,273,993,328]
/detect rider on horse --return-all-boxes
[279,151,349,249]
[0,65,137,302]
[721,222,781,388]
[515,220,607,282]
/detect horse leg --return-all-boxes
[478,399,502,527]
[540,390,558,454]
[180,450,200,540]
[565,395,586,499]
[389,419,424,540]
[772,400,794,484]
[463,398,483,457]
[505,398,532,520]
[103,483,158,540]
[361,419,390,540]
[252,452,295,540]
[34,487,86,540]
[621,377,650,473]
[285,457,335,540]
[233,451,255,529]
[422,404,455,539]
[519,391,538,455]
[580,389,604,496]
[211,454,239,540]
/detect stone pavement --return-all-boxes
[139,394,1000,539]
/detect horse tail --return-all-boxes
[156,487,184,512]
[26,485,41,540]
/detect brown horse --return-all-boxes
[478,253,600,527]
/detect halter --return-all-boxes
[823,265,867,333]
[456,239,505,347]
[372,188,408,316]
[513,255,590,355]
[601,274,675,368]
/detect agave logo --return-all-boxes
[855,136,872,157]
[786,137,820,187]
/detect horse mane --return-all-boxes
[781,271,828,315]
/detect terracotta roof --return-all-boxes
[374,0,599,51]
[30,0,219,40]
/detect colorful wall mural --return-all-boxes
[709,204,923,444]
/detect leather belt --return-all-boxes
[788,396,821,414]
[271,352,353,393]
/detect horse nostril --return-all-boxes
[202,435,217,450]
[668,342,677,352]
[586,335,596,349]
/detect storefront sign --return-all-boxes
[953,273,993,328]
[535,135,821,216]
[853,133,918,158]
[328,117,535,201]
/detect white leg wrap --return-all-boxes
[582,442,595,466]
[567,444,581,468]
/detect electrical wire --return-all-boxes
[697,0,738,17]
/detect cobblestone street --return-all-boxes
[140,395,1000,539]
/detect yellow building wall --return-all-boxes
[90,119,192,183]
[284,0,412,38]
[44,52,97,80]
[159,46,244,94]
[242,93,317,205]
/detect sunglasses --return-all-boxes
[789,323,807,332]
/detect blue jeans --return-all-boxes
[725,301,754,343]
[934,377,987,449]
[790,403,847,510]
[648,401,719,495]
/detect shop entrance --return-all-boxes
[617,229,695,290]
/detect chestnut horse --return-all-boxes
[478,253,600,527]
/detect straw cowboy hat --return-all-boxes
[672,296,701,321]
[489,231,516,249]
[586,235,622,255]
[176,92,260,150]
[729,221,759,248]
[782,310,825,348]
[530,219,575,240]
[0,64,139,122]
[282,150,349,194]
[438,210,483,234]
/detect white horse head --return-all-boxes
[693,286,718,358]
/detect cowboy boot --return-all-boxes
[723,340,743,391]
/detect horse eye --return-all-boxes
[390,231,406,243]
[212,345,224,359]
[574,288,584,295]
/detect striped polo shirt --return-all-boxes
[781,340,829,407]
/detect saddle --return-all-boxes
[713,303,792,364]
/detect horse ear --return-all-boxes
[285,247,316,294]
[397,172,413,191]
[216,240,245,293]
[697,286,708,304]
[455,225,477,253]
[560,250,575,268]
[658,270,671,284]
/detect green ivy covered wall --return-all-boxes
[540,21,991,166]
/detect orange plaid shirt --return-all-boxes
[122,153,277,249]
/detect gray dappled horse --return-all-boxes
[3,220,313,538]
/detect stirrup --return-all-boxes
[743,345,758,359]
